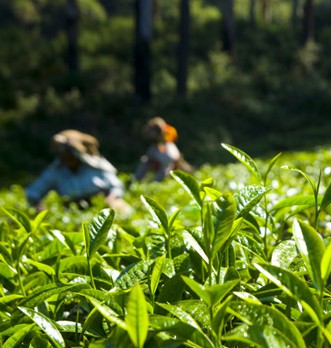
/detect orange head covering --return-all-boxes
[143,117,178,143]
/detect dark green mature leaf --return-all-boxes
[211,192,237,260]
[18,307,65,348]
[292,219,325,292]
[254,263,322,321]
[125,284,149,348]
[2,323,35,348]
[171,170,202,208]
[84,208,115,259]
[2,208,32,232]
[222,143,262,183]
[225,301,306,348]
[19,283,90,307]
[141,196,169,234]
[115,260,154,290]
[0,242,13,265]
[182,276,239,307]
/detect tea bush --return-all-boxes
[1,145,331,347]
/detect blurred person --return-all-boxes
[133,117,192,182]
[26,129,130,213]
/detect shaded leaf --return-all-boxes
[2,208,32,232]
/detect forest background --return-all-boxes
[1,0,331,187]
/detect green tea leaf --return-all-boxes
[149,315,214,348]
[150,255,166,298]
[87,297,127,330]
[85,208,115,259]
[25,259,55,276]
[320,181,331,210]
[2,208,32,233]
[221,143,262,183]
[225,301,306,348]
[171,170,202,208]
[271,195,316,211]
[292,219,325,292]
[264,152,282,183]
[115,260,154,290]
[125,284,149,348]
[141,196,169,234]
[321,242,331,282]
[180,230,209,264]
[19,283,90,307]
[182,276,239,307]
[211,192,237,260]
[18,307,65,348]
[254,263,322,321]
[2,323,35,348]
[234,185,267,218]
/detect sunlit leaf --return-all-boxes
[150,255,166,298]
[211,193,237,260]
[141,196,169,234]
[225,301,306,348]
[84,208,115,259]
[18,307,65,348]
[125,284,149,348]
[321,242,331,282]
[292,219,324,292]
[115,260,154,290]
[221,143,262,183]
[182,276,239,307]
[254,263,322,321]
[171,170,202,208]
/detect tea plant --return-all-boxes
[1,145,331,347]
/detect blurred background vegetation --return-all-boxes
[1,0,331,187]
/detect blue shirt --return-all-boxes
[26,158,124,204]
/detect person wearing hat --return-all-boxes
[26,129,129,211]
[133,117,192,182]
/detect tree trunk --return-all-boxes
[260,0,268,22]
[302,0,314,44]
[134,0,153,102]
[220,0,236,59]
[291,0,299,29]
[177,0,190,97]
[249,0,256,24]
[65,0,79,72]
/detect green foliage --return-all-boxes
[2,145,331,346]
